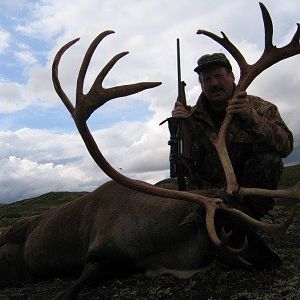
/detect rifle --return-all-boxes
[161,39,187,191]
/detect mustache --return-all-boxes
[209,86,224,93]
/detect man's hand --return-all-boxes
[226,91,254,121]
[172,101,191,119]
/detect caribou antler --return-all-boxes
[52,30,226,249]
[197,2,300,195]
[52,26,297,262]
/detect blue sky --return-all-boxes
[0,0,299,203]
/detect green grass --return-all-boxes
[278,163,300,188]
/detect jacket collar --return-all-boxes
[191,93,218,129]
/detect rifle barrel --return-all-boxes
[177,38,181,97]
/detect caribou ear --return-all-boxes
[178,209,204,228]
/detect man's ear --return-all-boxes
[178,210,203,228]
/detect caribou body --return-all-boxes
[0,3,299,299]
[0,181,282,295]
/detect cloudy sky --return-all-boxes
[0,0,299,203]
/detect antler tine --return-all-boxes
[252,3,300,83]
[239,180,300,201]
[205,201,221,246]
[85,51,162,117]
[76,30,115,106]
[260,2,300,58]
[52,38,80,116]
[196,29,248,76]
[223,206,296,242]
[219,230,251,266]
[91,51,130,91]
[291,23,300,46]
[204,198,250,255]
[201,197,249,254]
[219,228,249,255]
[260,2,274,52]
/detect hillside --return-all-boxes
[278,163,300,187]
[0,191,87,228]
[0,164,299,228]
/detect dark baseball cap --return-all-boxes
[194,53,232,74]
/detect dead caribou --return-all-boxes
[0,3,299,299]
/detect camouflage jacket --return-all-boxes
[184,93,294,188]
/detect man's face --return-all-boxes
[199,66,235,111]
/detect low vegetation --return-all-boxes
[0,191,87,228]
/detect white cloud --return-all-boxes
[0,122,170,203]
[14,50,37,65]
[0,64,58,113]
[0,156,96,203]
[0,81,28,113]
[0,28,10,54]
[0,128,100,202]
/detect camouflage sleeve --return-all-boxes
[243,101,293,158]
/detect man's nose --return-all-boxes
[211,77,219,86]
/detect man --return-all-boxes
[172,53,293,219]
